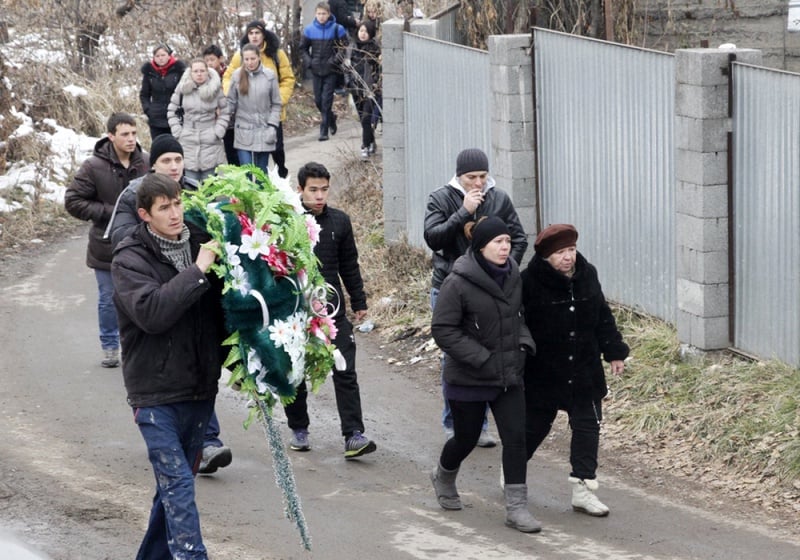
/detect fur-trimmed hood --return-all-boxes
[176,66,222,102]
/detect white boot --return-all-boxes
[569,476,609,517]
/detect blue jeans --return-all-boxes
[134,400,215,560]
[203,410,223,448]
[430,288,489,431]
[95,269,119,350]
[237,149,271,176]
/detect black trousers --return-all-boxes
[354,94,375,149]
[525,392,602,480]
[440,385,527,484]
[312,73,338,133]
[284,318,364,438]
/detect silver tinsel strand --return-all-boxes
[257,399,312,551]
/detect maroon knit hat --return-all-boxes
[534,224,578,257]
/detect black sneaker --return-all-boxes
[344,431,376,459]
[289,429,311,451]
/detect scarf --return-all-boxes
[475,252,512,288]
[151,55,177,77]
[149,224,192,271]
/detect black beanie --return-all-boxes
[470,216,510,252]
[456,148,489,176]
[149,134,183,165]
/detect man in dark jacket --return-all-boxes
[283,161,377,459]
[300,2,349,141]
[65,112,149,368]
[111,173,224,559]
[104,134,232,477]
[423,148,528,446]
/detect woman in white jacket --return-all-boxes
[167,59,230,181]
[227,43,282,175]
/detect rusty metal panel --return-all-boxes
[534,29,676,323]
[732,63,800,367]
[404,34,490,248]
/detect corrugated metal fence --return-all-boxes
[404,35,490,247]
[732,63,800,365]
[534,30,677,323]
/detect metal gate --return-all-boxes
[732,62,800,366]
[533,29,676,323]
[404,34,490,248]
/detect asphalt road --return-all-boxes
[1,119,798,560]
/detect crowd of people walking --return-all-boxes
[63,3,630,557]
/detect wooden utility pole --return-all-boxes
[605,0,614,42]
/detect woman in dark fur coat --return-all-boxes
[521,223,629,517]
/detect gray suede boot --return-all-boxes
[430,463,462,510]
[504,484,542,533]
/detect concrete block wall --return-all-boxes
[381,19,406,242]
[674,47,761,350]
[489,34,536,255]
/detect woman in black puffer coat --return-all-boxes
[521,223,629,518]
[430,217,541,533]
[140,44,187,140]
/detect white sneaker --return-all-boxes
[360,147,369,159]
[570,476,609,516]
[477,429,497,448]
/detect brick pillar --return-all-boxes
[675,47,761,350]
[488,34,537,261]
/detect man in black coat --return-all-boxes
[65,112,149,368]
[424,148,528,446]
[283,161,377,459]
[105,134,233,476]
[111,173,224,559]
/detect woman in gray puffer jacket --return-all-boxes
[167,59,230,181]
[430,216,541,533]
[227,43,282,176]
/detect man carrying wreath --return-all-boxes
[111,173,224,559]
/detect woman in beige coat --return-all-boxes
[167,59,230,182]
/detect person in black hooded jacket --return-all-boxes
[521,223,629,518]
[430,216,540,533]
[140,44,186,140]
[345,20,381,158]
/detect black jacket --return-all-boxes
[140,58,187,129]
[64,137,149,270]
[432,250,534,389]
[104,173,199,250]
[310,204,367,318]
[521,252,629,406]
[111,222,226,408]
[424,177,528,289]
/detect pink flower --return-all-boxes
[305,215,321,245]
[309,315,337,342]
[262,245,293,276]
[238,213,255,236]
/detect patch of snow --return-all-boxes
[62,84,88,97]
